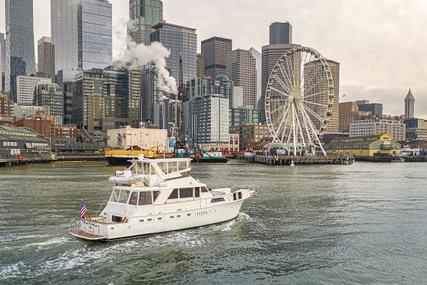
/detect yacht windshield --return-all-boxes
[119,190,130,203]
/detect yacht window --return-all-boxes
[238,192,242,199]
[153,191,160,202]
[119,190,130,204]
[211,198,225,203]
[110,189,120,202]
[129,192,138,205]
[195,187,200,198]
[180,188,193,198]
[139,192,152,205]
[168,189,179,199]
[201,187,209,193]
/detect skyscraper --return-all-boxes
[51,0,79,73]
[404,89,415,119]
[37,37,55,80]
[0,33,5,91]
[129,0,163,45]
[5,0,36,101]
[51,0,112,73]
[196,54,205,77]
[249,47,262,108]
[151,22,197,86]
[201,37,232,79]
[34,83,64,122]
[226,49,257,107]
[260,22,298,122]
[79,0,113,70]
[269,22,292,45]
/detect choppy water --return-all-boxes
[1,161,427,284]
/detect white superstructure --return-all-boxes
[70,158,253,241]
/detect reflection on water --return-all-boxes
[1,161,427,284]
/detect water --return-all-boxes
[1,161,427,284]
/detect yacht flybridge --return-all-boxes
[70,157,253,241]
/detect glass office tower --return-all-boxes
[5,0,36,101]
[129,0,163,45]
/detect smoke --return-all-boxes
[114,19,177,94]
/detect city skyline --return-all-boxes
[0,0,426,117]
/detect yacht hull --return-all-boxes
[70,198,247,241]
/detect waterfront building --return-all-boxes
[249,48,262,108]
[151,22,197,85]
[0,92,14,117]
[14,113,56,138]
[226,49,257,107]
[349,117,406,141]
[0,124,51,160]
[37,37,55,80]
[196,54,205,77]
[405,118,427,141]
[201,37,232,79]
[129,0,163,45]
[34,83,64,123]
[269,22,292,45]
[190,94,229,146]
[5,0,36,101]
[107,126,167,149]
[0,33,4,91]
[404,89,415,119]
[51,0,112,72]
[327,134,401,157]
[13,105,48,118]
[357,101,383,116]
[230,106,259,128]
[239,123,270,149]
[16,76,52,106]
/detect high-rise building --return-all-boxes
[260,43,300,122]
[79,0,113,70]
[72,67,130,137]
[51,0,112,73]
[230,106,259,128]
[303,59,340,133]
[151,22,197,85]
[404,89,415,119]
[16,76,52,106]
[34,83,64,122]
[196,54,205,77]
[5,0,36,101]
[191,94,229,145]
[357,101,383,116]
[129,0,163,45]
[226,49,257,107]
[0,33,5,91]
[37,37,56,80]
[51,0,79,73]
[405,118,427,141]
[185,76,233,101]
[269,22,292,45]
[201,37,232,79]
[249,47,261,108]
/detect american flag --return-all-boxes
[80,201,88,223]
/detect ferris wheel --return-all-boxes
[265,46,334,156]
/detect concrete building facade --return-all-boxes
[34,83,64,123]
[349,117,406,141]
[16,76,52,106]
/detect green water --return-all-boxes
[1,161,427,284]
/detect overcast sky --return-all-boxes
[1,0,426,117]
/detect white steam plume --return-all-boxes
[115,19,177,94]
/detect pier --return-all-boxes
[237,155,354,166]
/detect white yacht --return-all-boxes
[70,158,253,241]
